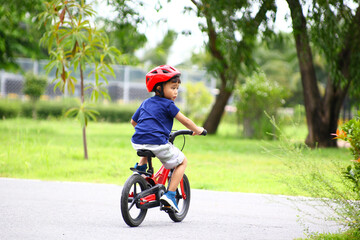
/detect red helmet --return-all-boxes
[145,65,181,92]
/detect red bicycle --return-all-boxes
[120,129,206,227]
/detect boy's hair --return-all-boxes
[168,75,181,84]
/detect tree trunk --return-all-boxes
[80,65,88,159]
[316,78,349,147]
[203,86,232,134]
[31,99,37,120]
[286,0,352,148]
[287,0,320,147]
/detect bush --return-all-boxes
[36,101,71,119]
[234,72,286,139]
[266,116,360,237]
[334,113,360,200]
[19,99,77,119]
[0,100,21,118]
[22,72,48,119]
[0,99,137,123]
[96,104,135,123]
[23,72,48,101]
[183,82,214,124]
[20,102,35,118]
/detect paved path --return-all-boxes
[0,178,342,240]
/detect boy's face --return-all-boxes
[162,80,180,101]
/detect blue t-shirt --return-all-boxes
[131,96,180,145]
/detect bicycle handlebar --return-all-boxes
[169,129,207,144]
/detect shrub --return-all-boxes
[183,82,214,124]
[23,72,48,119]
[334,113,360,200]
[19,99,77,119]
[96,104,135,123]
[265,116,360,236]
[234,72,286,139]
[0,100,21,118]
[23,72,48,102]
[36,101,70,119]
[0,99,137,123]
[20,102,35,118]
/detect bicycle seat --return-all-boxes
[137,149,155,158]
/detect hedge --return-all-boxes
[0,100,21,119]
[96,104,134,123]
[0,99,137,123]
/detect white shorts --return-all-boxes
[131,142,185,169]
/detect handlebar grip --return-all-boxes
[169,129,207,143]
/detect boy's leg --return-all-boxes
[139,156,148,165]
[160,157,187,212]
[168,157,188,191]
[134,157,148,171]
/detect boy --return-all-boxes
[131,65,204,212]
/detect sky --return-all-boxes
[95,0,292,66]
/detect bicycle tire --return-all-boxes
[120,174,149,227]
[168,174,191,222]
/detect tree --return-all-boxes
[0,0,47,70]
[100,0,147,65]
[285,0,360,147]
[142,30,178,66]
[38,0,121,159]
[23,72,48,119]
[189,0,277,134]
[254,33,302,106]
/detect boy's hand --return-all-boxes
[193,127,204,135]
[131,119,137,127]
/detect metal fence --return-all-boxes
[0,58,215,104]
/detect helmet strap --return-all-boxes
[155,83,165,98]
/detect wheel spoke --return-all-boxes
[128,198,136,211]
[128,183,138,211]
[133,183,137,195]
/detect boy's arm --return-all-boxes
[131,119,137,127]
[175,112,204,135]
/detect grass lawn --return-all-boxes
[0,118,352,195]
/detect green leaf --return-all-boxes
[65,107,79,118]
[105,63,115,77]
[53,79,63,93]
[44,61,57,74]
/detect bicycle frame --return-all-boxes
[131,130,201,209]
[135,159,187,210]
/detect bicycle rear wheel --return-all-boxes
[120,174,149,227]
[168,174,191,222]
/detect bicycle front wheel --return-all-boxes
[168,174,191,222]
[120,174,149,227]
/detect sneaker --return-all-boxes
[160,191,179,213]
[134,163,147,172]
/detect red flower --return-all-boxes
[332,129,347,140]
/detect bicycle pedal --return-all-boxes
[160,204,175,213]
[130,168,151,177]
